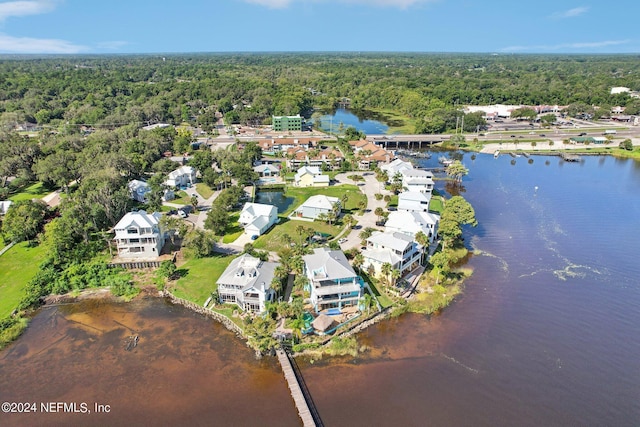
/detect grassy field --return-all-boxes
[252,218,343,252]
[221,213,243,243]
[282,184,366,216]
[8,182,50,202]
[169,190,191,205]
[172,254,235,305]
[429,197,444,214]
[0,242,47,318]
[195,183,215,199]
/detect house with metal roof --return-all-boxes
[165,165,196,188]
[400,169,434,194]
[381,158,413,177]
[292,195,340,220]
[302,247,363,312]
[361,231,423,279]
[398,191,431,213]
[128,180,151,203]
[238,202,278,236]
[216,253,277,313]
[385,210,440,243]
[113,211,166,259]
[294,166,330,187]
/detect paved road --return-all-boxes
[333,172,391,250]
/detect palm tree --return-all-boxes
[342,214,356,229]
[190,194,198,212]
[381,262,393,284]
[414,231,429,264]
[296,225,306,245]
[391,269,401,287]
[374,207,384,223]
[353,253,365,274]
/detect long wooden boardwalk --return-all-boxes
[276,349,323,427]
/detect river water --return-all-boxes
[1,153,639,426]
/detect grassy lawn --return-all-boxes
[0,242,47,318]
[195,183,215,199]
[282,184,366,216]
[429,197,444,214]
[172,254,235,305]
[8,182,50,202]
[363,274,394,308]
[252,218,342,252]
[221,213,244,243]
[170,190,191,205]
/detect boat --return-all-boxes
[494,150,500,158]
[438,156,454,166]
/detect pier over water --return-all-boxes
[276,348,324,427]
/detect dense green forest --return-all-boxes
[1,53,639,347]
[1,53,639,132]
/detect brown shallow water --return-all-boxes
[0,297,299,427]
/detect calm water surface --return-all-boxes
[1,153,639,426]
[316,108,389,134]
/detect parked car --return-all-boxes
[578,132,587,136]
[177,210,188,218]
[539,134,546,137]
[338,238,347,244]
[251,235,259,240]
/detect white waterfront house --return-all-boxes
[165,165,196,188]
[385,210,440,243]
[216,253,277,313]
[398,191,431,213]
[302,247,363,313]
[361,231,422,279]
[400,169,434,194]
[113,211,165,259]
[381,158,413,176]
[238,202,278,236]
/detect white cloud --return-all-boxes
[0,33,86,53]
[242,0,433,9]
[550,6,589,19]
[0,0,55,21]
[500,40,630,52]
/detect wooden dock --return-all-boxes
[276,349,323,427]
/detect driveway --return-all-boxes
[333,171,391,250]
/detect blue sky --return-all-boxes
[0,0,638,54]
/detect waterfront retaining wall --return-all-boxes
[163,292,245,338]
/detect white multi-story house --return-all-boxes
[113,211,165,259]
[165,165,196,188]
[216,253,277,313]
[238,202,278,237]
[361,231,422,279]
[400,169,434,194]
[398,191,431,213]
[128,180,151,203]
[385,210,440,243]
[381,158,413,176]
[302,248,363,312]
